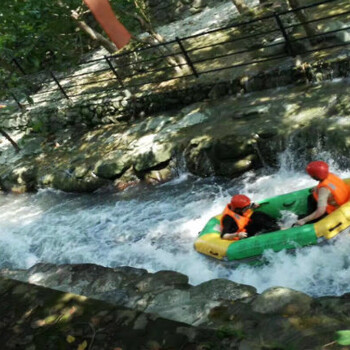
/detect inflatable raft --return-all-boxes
[194,179,350,262]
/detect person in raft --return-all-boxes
[220,194,280,240]
[295,160,350,226]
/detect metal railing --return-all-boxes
[2,0,350,109]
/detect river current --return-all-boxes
[1,149,350,297]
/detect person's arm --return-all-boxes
[222,232,247,240]
[296,187,329,225]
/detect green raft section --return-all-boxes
[195,187,320,261]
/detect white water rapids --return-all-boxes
[1,150,350,297]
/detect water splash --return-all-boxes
[1,148,350,297]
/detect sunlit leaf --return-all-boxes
[77,340,88,350]
[336,330,350,346]
[66,335,76,343]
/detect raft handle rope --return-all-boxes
[329,222,342,232]
[209,250,219,256]
[283,201,296,208]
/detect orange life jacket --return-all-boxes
[313,173,350,213]
[220,204,253,239]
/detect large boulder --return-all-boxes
[134,141,173,172]
[190,278,257,301]
[252,286,313,315]
[93,150,131,179]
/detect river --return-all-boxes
[1,149,350,297]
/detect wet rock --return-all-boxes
[0,162,38,192]
[136,270,189,293]
[93,150,131,179]
[144,166,173,184]
[252,287,313,315]
[145,288,220,325]
[319,20,350,43]
[113,166,140,191]
[134,142,173,172]
[2,263,350,349]
[52,171,109,193]
[190,279,257,301]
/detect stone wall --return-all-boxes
[3,55,350,135]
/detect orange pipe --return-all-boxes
[83,0,131,49]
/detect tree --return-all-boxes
[0,0,186,102]
[231,0,250,14]
[69,6,118,53]
[122,0,186,73]
[288,0,317,39]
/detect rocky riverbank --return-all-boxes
[1,77,350,194]
[1,263,350,349]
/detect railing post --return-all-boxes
[176,37,199,78]
[104,55,124,87]
[2,80,23,110]
[12,58,26,75]
[10,92,23,110]
[274,12,295,57]
[50,71,69,99]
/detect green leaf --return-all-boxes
[336,330,350,346]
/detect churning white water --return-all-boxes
[1,149,350,297]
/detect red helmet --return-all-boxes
[230,194,251,209]
[306,161,329,180]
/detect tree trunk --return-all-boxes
[288,0,317,39]
[0,128,20,152]
[231,0,250,14]
[128,10,187,74]
[70,10,117,53]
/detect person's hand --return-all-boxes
[252,203,260,209]
[294,219,305,227]
[238,232,248,239]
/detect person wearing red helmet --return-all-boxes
[295,161,350,226]
[220,194,279,240]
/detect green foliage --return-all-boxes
[111,0,143,35]
[1,0,81,70]
[29,120,44,133]
[0,0,143,100]
[216,326,245,340]
[335,330,350,346]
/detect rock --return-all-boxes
[212,137,253,159]
[144,166,173,184]
[318,20,350,43]
[52,171,109,193]
[252,287,313,315]
[215,155,256,177]
[208,83,229,100]
[94,150,131,179]
[73,165,89,179]
[190,279,257,301]
[258,37,285,57]
[0,162,38,192]
[184,137,215,177]
[236,104,271,118]
[136,270,189,293]
[1,276,238,350]
[239,340,263,350]
[145,288,221,325]
[134,142,173,172]
[113,167,140,191]
[179,109,209,128]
